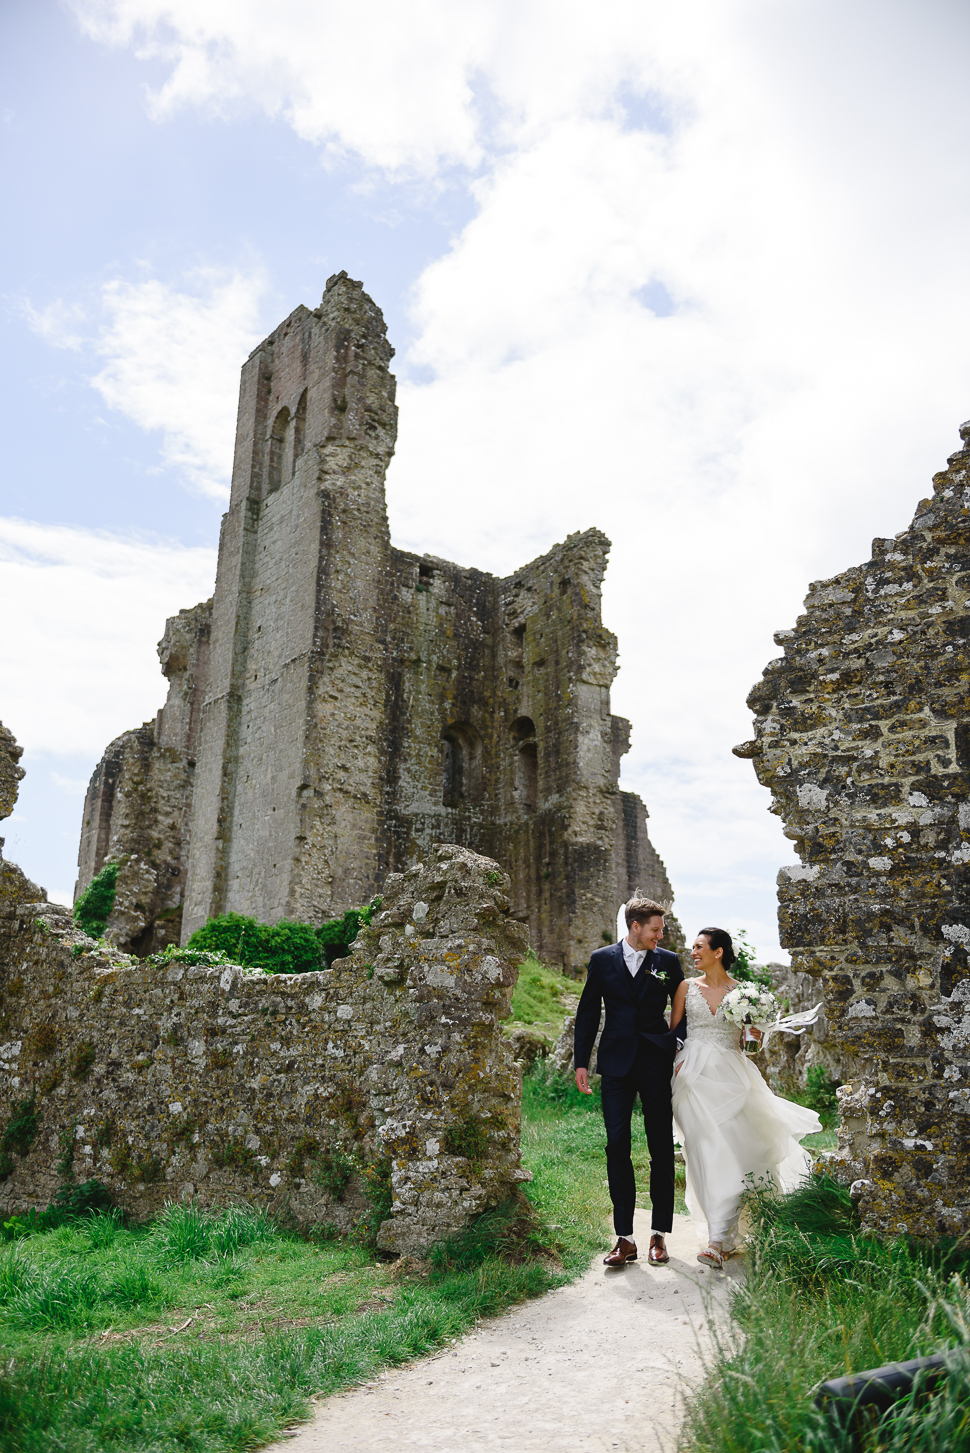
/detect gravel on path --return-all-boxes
[268,1209,742,1453]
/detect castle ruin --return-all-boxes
[1,724,533,1248]
[76,273,676,971]
[736,419,970,1238]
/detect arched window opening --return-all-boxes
[267,406,291,495]
[510,717,538,814]
[442,736,461,803]
[292,389,307,472]
[442,722,481,808]
[517,742,538,814]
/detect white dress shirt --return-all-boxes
[621,938,647,976]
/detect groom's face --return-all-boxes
[629,915,664,952]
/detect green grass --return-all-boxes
[507,953,578,1038]
[0,1064,638,1452]
[522,1060,688,1237]
[680,1174,970,1453]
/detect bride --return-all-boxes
[669,927,822,1269]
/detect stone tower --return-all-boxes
[77,274,678,972]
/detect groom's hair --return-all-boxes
[624,897,667,928]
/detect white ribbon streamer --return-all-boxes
[756,1002,823,1048]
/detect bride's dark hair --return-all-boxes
[698,927,735,970]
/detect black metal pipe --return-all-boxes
[814,1353,950,1413]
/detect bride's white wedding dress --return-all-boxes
[672,978,822,1249]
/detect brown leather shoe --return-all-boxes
[648,1234,670,1265]
[603,1237,638,1267]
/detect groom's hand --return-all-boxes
[575,1068,592,1094]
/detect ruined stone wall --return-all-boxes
[378,531,676,970]
[0,721,43,911]
[1,845,529,1253]
[761,961,854,1093]
[75,600,212,954]
[736,419,970,1238]
[76,274,677,973]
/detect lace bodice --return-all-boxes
[683,978,743,1049]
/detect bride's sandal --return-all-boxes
[697,1244,724,1270]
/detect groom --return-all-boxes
[574,897,685,1267]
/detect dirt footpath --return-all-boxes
[268,1209,741,1453]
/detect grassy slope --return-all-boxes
[1,1066,674,1453]
[506,953,579,1043]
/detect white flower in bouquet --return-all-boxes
[721,982,778,1030]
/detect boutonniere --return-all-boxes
[652,967,671,985]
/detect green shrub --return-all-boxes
[210,1139,257,1172]
[0,1097,42,1173]
[185,912,322,974]
[730,929,773,989]
[522,1059,602,1114]
[74,861,120,938]
[185,912,285,968]
[148,943,232,970]
[313,1144,357,1201]
[804,1063,841,1128]
[181,900,380,975]
[315,901,380,967]
[69,1043,96,1081]
[426,1195,550,1273]
[1,1181,115,1242]
[351,1155,393,1247]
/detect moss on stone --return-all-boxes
[74,860,119,939]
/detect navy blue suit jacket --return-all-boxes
[573,942,685,1078]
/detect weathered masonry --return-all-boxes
[1,825,532,1252]
[77,273,676,971]
[735,419,970,1238]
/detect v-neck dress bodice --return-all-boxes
[683,978,743,1049]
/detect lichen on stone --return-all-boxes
[736,418,970,1239]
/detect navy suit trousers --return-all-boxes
[600,1046,675,1237]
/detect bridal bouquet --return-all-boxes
[721,982,777,1028]
[721,984,777,1052]
[722,983,822,1054]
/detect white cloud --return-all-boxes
[49,772,93,795]
[71,0,499,173]
[90,270,266,499]
[0,518,215,756]
[66,0,970,957]
[14,295,87,351]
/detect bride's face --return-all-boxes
[691,935,722,972]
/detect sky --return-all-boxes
[2,0,969,959]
